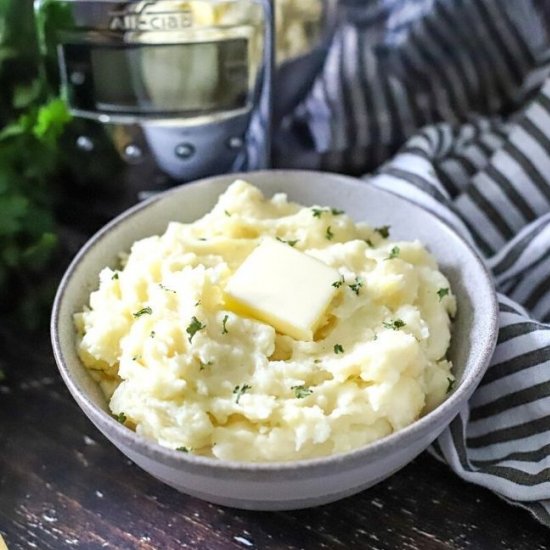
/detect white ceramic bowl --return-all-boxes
[51,170,498,511]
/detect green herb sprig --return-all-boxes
[291,385,313,399]
[332,276,345,289]
[375,226,391,239]
[114,412,127,424]
[348,276,365,296]
[222,315,229,335]
[383,319,406,331]
[385,246,400,260]
[437,288,450,301]
[276,237,299,247]
[133,307,152,318]
[187,316,205,342]
[233,384,252,404]
[312,207,345,218]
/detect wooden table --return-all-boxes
[1,325,549,549]
[0,235,549,549]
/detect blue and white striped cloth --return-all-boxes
[276,0,550,526]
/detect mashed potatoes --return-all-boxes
[75,180,456,462]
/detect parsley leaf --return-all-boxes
[187,316,206,342]
[222,315,229,335]
[375,226,391,239]
[326,226,334,240]
[365,239,375,248]
[0,94,71,328]
[276,237,299,247]
[233,384,252,404]
[334,344,344,354]
[385,246,400,260]
[112,272,119,280]
[150,331,156,338]
[114,412,127,424]
[312,207,325,218]
[332,276,345,289]
[348,276,365,296]
[383,319,406,331]
[291,385,313,399]
[224,210,232,217]
[437,288,450,301]
[176,446,190,453]
[133,307,152,318]
[313,207,345,218]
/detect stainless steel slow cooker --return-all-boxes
[35,0,335,219]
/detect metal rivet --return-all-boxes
[175,143,195,160]
[76,136,94,152]
[227,136,244,150]
[124,144,143,162]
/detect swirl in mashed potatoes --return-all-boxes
[75,180,456,462]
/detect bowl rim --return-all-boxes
[51,169,499,472]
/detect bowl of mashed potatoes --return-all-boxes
[51,170,498,510]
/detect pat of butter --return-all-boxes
[225,238,340,341]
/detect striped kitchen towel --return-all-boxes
[276,0,550,527]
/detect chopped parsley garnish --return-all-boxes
[383,319,406,331]
[195,300,201,307]
[159,284,176,294]
[291,385,313,399]
[334,344,344,354]
[199,361,213,371]
[114,412,127,424]
[385,246,400,260]
[276,237,299,247]
[133,306,152,318]
[222,315,229,335]
[186,316,206,343]
[314,359,321,364]
[112,272,119,280]
[375,225,391,239]
[224,210,232,217]
[365,239,374,248]
[312,207,345,217]
[447,377,455,394]
[348,276,365,296]
[312,207,325,218]
[326,226,334,240]
[150,331,156,339]
[233,384,252,404]
[176,446,190,453]
[131,355,142,361]
[332,276,345,289]
[437,288,450,301]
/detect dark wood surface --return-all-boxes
[1,325,549,550]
